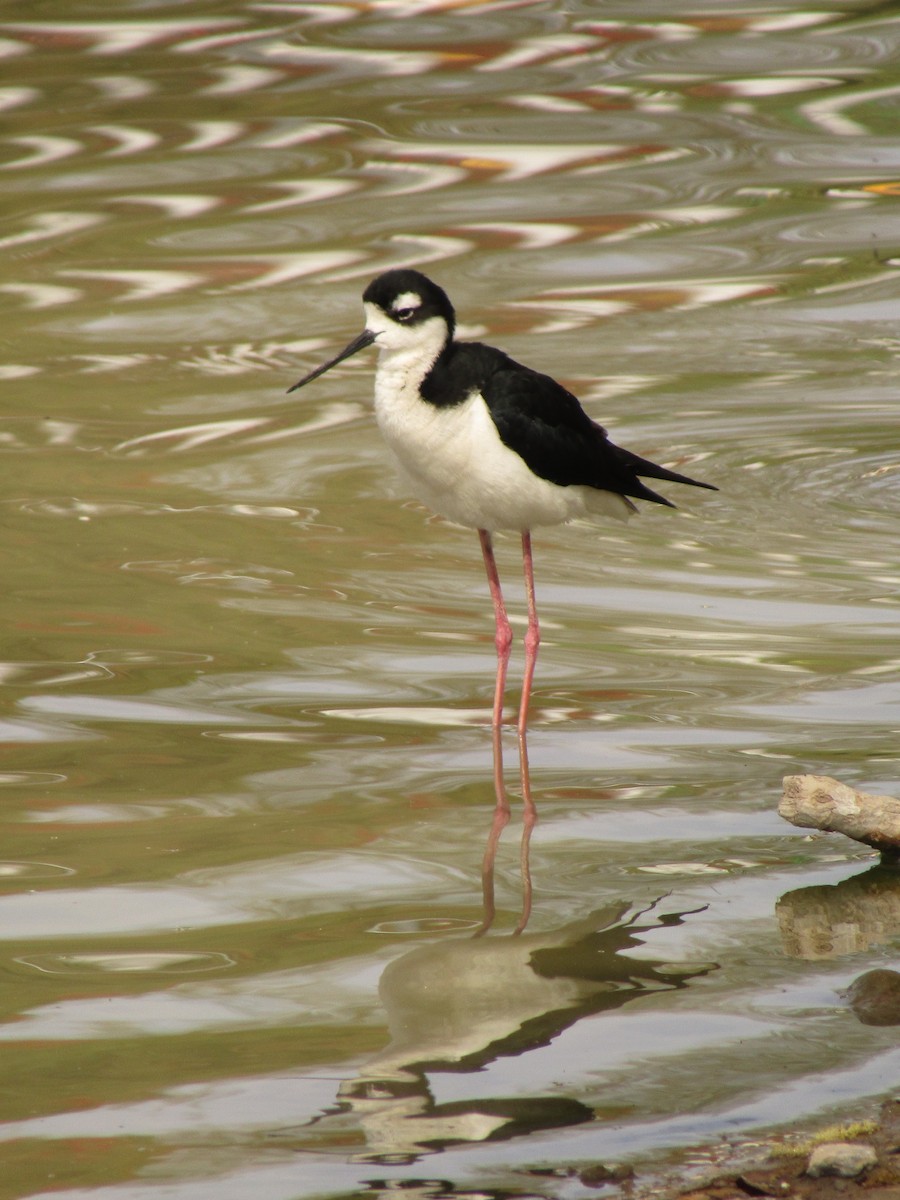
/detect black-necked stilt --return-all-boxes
[288,269,716,733]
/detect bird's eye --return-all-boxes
[394,307,416,322]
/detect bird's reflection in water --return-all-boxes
[478,721,537,937]
[332,727,713,1164]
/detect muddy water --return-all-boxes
[1,3,899,1198]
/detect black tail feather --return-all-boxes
[615,445,717,506]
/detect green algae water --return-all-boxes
[0,2,899,1197]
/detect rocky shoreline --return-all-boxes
[636,1099,900,1200]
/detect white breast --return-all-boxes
[371,356,630,532]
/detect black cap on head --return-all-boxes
[363,269,456,337]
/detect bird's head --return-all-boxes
[287,269,454,393]
[362,268,455,351]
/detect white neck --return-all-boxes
[364,304,448,393]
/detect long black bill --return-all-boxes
[286,329,377,393]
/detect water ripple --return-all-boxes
[0,85,39,110]
[612,28,895,75]
[772,139,900,172]
[1,18,243,56]
[1,2,898,1192]
[0,861,74,879]
[15,951,236,976]
[1,134,81,170]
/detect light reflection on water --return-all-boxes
[0,1,899,1197]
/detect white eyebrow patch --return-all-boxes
[391,291,421,312]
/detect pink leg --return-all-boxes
[479,529,512,729]
[517,531,541,737]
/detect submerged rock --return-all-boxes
[845,967,900,1026]
[805,1142,877,1178]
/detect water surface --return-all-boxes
[1,2,899,1198]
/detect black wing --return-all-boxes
[472,349,715,507]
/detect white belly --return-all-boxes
[372,367,630,532]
